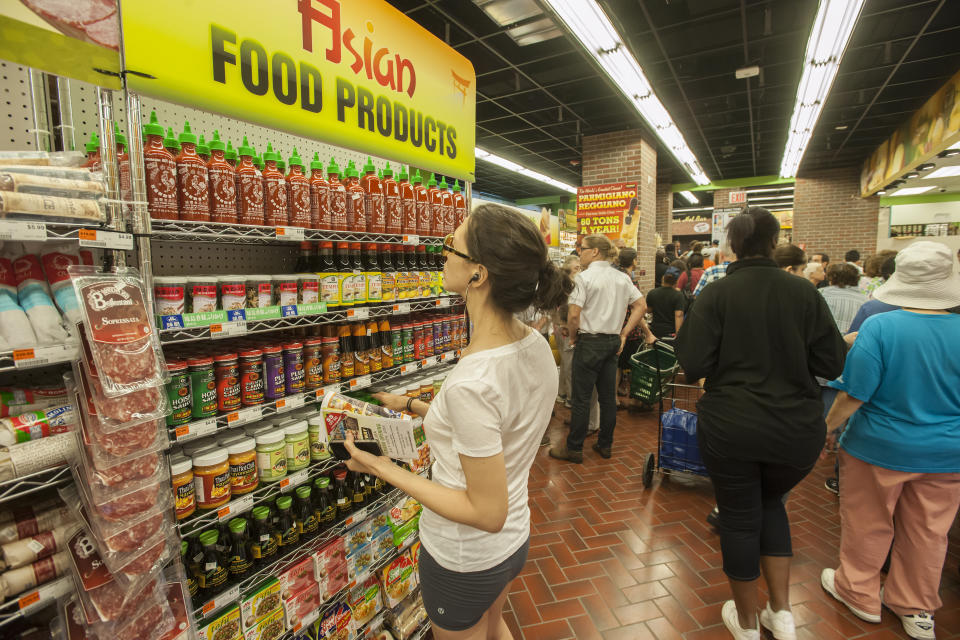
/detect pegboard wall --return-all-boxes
[0,61,37,150]
[150,242,300,277]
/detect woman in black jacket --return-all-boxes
[676,207,845,640]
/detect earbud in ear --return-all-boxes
[470,273,480,282]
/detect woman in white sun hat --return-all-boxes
[819,241,960,640]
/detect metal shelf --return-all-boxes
[0,576,72,631]
[168,348,461,445]
[158,297,464,345]
[0,464,73,505]
[149,219,445,246]
[0,343,80,373]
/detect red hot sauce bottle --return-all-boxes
[286,148,311,228]
[176,121,211,222]
[141,111,178,221]
[309,152,330,230]
[207,130,237,224]
[236,136,264,226]
[262,143,288,227]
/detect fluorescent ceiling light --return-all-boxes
[779,0,865,178]
[924,166,960,179]
[890,186,936,196]
[745,187,795,194]
[679,190,698,204]
[748,195,795,202]
[475,147,578,193]
[543,0,710,186]
[673,206,714,213]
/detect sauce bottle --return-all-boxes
[360,156,385,234]
[207,130,237,224]
[379,318,393,368]
[176,121,211,221]
[262,143,288,226]
[327,158,347,231]
[338,323,355,379]
[249,506,278,566]
[182,541,199,604]
[236,136,264,226]
[309,152,330,230]
[417,245,430,299]
[363,243,382,304]
[113,123,131,207]
[439,177,454,236]
[141,111,178,220]
[404,245,418,298]
[394,244,408,301]
[277,159,286,176]
[413,170,429,237]
[383,163,401,235]
[345,165,366,231]
[273,496,299,549]
[380,245,396,303]
[83,132,101,170]
[318,241,339,309]
[227,518,253,583]
[367,319,382,373]
[398,166,416,236]
[196,133,211,163]
[426,174,442,238]
[352,321,370,376]
[163,126,180,156]
[224,140,237,168]
[351,472,367,510]
[335,242,353,307]
[198,529,228,599]
[349,242,366,305]
[286,148,311,228]
[313,476,336,532]
[452,179,467,228]
[295,485,318,540]
[295,242,312,272]
[333,469,352,520]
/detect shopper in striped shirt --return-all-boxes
[820,263,868,334]
[693,246,734,296]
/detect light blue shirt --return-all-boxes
[829,310,960,473]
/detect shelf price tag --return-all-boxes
[12,344,77,370]
[392,302,411,314]
[78,228,134,250]
[348,375,372,390]
[279,469,309,492]
[275,394,305,413]
[18,576,70,612]
[441,351,455,363]
[399,363,412,374]
[201,584,241,615]
[275,226,305,241]
[174,417,217,442]
[210,320,247,339]
[346,307,370,320]
[402,234,419,245]
[217,496,254,522]
[435,298,450,308]
[226,405,262,426]
[316,385,339,402]
[343,507,367,528]
[420,358,433,370]
[0,220,46,241]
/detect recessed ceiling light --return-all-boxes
[834,125,848,131]
[916,162,936,171]
[938,149,960,158]
[890,186,936,196]
[902,172,920,179]
[923,166,960,179]
[876,190,886,195]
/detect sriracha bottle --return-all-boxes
[262,143,288,226]
[176,121,211,221]
[286,148,311,228]
[309,152,330,230]
[398,166,415,236]
[141,111,178,221]
[360,157,385,234]
[207,130,237,224]
[426,174,442,238]
[236,137,264,226]
[413,171,429,238]
[382,163,401,235]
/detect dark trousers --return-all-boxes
[698,430,815,581]
[567,334,619,452]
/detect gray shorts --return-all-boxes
[419,538,529,631]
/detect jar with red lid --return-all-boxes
[214,352,241,413]
[304,338,323,390]
[239,349,264,406]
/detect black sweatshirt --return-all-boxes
[675,258,846,466]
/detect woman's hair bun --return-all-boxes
[534,260,574,311]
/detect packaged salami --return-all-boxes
[0,549,69,602]
[68,266,169,397]
[0,499,71,544]
[65,480,173,555]
[65,527,156,618]
[0,170,105,199]
[0,432,76,481]
[0,521,79,571]
[0,402,75,447]
[0,385,68,418]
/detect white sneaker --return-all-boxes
[896,611,936,639]
[759,603,797,640]
[820,568,881,623]
[721,600,760,640]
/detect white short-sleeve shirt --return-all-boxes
[568,261,642,334]
[419,330,558,572]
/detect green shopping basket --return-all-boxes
[629,340,680,404]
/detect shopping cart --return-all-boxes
[642,382,709,488]
[628,339,680,405]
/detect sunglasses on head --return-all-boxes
[442,233,476,263]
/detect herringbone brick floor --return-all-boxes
[501,401,960,640]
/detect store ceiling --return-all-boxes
[390,0,960,202]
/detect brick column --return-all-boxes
[581,130,657,291]
[794,167,879,259]
[655,182,672,245]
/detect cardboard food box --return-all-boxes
[240,578,283,631]
[319,559,349,601]
[277,556,315,600]
[198,605,242,640]
[347,543,374,582]
[347,575,382,630]
[380,553,418,609]
[283,580,321,631]
[313,536,346,569]
[242,607,285,640]
[370,527,394,563]
[344,518,372,555]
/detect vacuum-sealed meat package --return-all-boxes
[69,267,168,396]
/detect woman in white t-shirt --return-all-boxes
[344,204,573,638]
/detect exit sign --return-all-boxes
[729,191,747,204]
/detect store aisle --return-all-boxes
[502,404,960,640]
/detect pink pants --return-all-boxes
[836,451,960,616]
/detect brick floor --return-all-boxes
[499,402,960,640]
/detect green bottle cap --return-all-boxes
[378,169,383,180]
[288,147,305,168]
[254,155,264,170]
[196,133,209,156]
[413,170,422,185]
[363,156,376,174]
[383,162,394,178]
[314,476,330,489]
[452,180,461,192]
[439,177,448,189]
[276,496,293,510]
[199,529,218,546]
[228,518,247,534]
[142,110,164,137]
[238,135,255,157]
[163,127,180,151]
[296,485,311,499]
[346,166,359,179]
[181,540,188,555]
[263,143,280,163]
[207,130,226,153]
[113,122,126,147]
[277,159,286,172]
[252,506,270,521]
[327,157,340,175]
[84,132,100,153]
[398,165,408,181]
[310,151,324,171]
[427,173,437,187]
[178,121,197,145]
[225,141,236,161]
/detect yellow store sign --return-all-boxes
[119,0,476,181]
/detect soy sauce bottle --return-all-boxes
[198,529,229,599]
[274,496,299,549]
[250,506,278,566]
[351,472,367,511]
[295,485,319,539]
[313,476,337,532]
[182,541,199,604]
[227,518,253,583]
[333,469,352,520]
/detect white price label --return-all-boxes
[226,405,262,426]
[400,363,412,374]
[217,495,254,522]
[346,307,370,320]
[392,302,411,314]
[435,298,450,308]
[0,220,46,241]
[275,226,305,241]
[316,385,339,402]
[201,584,240,615]
[12,344,77,370]
[349,375,372,390]
[174,417,217,442]
[421,358,434,370]
[78,228,134,250]
[441,351,455,362]
[276,394,305,412]
[210,320,247,339]
[279,469,309,492]
[343,507,367,528]
[18,576,70,612]
[402,234,419,245]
